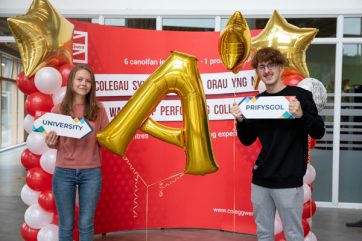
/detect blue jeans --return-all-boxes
[53,167,102,241]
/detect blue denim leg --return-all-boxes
[52,167,102,241]
[77,167,102,241]
[53,167,77,241]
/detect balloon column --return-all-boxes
[220,10,327,241]
[8,0,75,240]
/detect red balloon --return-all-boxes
[302,200,316,219]
[310,138,316,149]
[283,73,304,86]
[26,167,53,192]
[73,228,80,241]
[74,206,79,228]
[39,189,56,212]
[302,218,310,237]
[274,232,286,241]
[282,67,302,77]
[17,71,38,95]
[309,184,314,193]
[20,223,39,241]
[21,149,41,169]
[58,63,74,86]
[52,212,59,225]
[25,92,53,116]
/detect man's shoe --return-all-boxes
[346,220,362,227]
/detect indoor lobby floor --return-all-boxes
[1,146,361,241]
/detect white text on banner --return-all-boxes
[95,70,256,97]
[102,97,246,122]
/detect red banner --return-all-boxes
[72,20,261,235]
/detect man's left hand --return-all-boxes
[289,97,303,118]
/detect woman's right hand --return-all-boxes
[45,131,59,149]
[231,102,244,122]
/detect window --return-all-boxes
[221,17,336,38]
[339,43,362,203]
[163,18,214,31]
[0,53,24,148]
[344,18,362,37]
[104,18,156,29]
[307,44,336,202]
[1,80,17,147]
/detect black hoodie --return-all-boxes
[237,86,325,188]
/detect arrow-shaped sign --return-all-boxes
[238,96,294,119]
[33,113,93,139]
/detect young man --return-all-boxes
[231,47,325,241]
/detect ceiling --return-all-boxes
[0,17,20,58]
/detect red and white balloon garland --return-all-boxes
[18,63,73,241]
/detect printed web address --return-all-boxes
[213,208,253,217]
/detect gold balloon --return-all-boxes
[97,51,219,175]
[7,0,74,77]
[219,11,251,73]
[253,75,261,91]
[251,10,318,78]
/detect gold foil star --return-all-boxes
[7,0,74,77]
[251,10,318,78]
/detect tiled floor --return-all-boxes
[1,146,361,241]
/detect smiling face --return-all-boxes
[72,69,92,99]
[251,47,288,93]
[256,61,284,88]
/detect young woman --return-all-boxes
[45,64,109,241]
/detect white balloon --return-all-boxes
[26,132,50,155]
[310,231,317,241]
[34,67,62,95]
[24,204,53,229]
[303,164,317,184]
[38,224,59,241]
[274,211,283,234]
[306,217,312,227]
[20,184,41,206]
[297,78,327,112]
[24,114,34,134]
[40,149,57,174]
[303,183,312,203]
[304,231,318,241]
[258,81,266,93]
[52,86,67,105]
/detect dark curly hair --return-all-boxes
[251,47,288,69]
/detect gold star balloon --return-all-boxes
[219,11,251,73]
[251,10,318,79]
[7,0,74,77]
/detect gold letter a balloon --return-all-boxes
[7,0,74,77]
[97,52,219,175]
